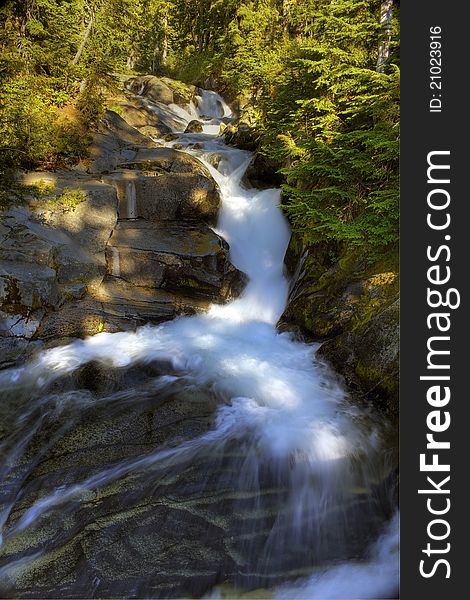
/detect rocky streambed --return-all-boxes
[0,76,398,599]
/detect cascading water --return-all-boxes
[195,89,232,119]
[0,89,398,598]
[126,180,137,219]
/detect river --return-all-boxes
[0,88,398,598]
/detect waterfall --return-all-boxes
[110,246,120,277]
[195,89,232,118]
[126,180,137,219]
[0,87,398,599]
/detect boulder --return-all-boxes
[224,121,259,151]
[116,103,159,128]
[164,133,180,142]
[161,77,197,106]
[115,172,219,223]
[136,125,167,141]
[184,119,204,133]
[126,75,196,107]
[99,110,155,148]
[117,104,171,138]
[0,79,244,359]
[242,153,284,189]
[87,110,156,173]
[126,75,174,105]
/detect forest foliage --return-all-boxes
[0,0,399,257]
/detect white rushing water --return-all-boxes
[0,88,398,598]
[273,512,399,599]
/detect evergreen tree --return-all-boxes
[1,0,400,261]
[259,0,400,256]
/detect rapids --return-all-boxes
[0,87,398,598]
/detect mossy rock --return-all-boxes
[283,233,399,415]
[161,77,197,105]
[319,299,399,418]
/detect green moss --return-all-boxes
[107,104,125,116]
[46,187,86,210]
[286,232,399,416]
[177,277,202,289]
[288,233,398,338]
[30,179,57,197]
[162,78,195,103]
[355,361,394,393]
[0,176,56,209]
[355,359,399,417]
[0,178,88,214]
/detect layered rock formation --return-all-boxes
[0,81,244,369]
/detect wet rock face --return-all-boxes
[0,366,390,599]
[242,153,284,189]
[185,119,204,133]
[224,121,259,151]
[283,237,399,416]
[0,372,233,599]
[319,299,399,417]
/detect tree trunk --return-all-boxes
[126,51,136,70]
[151,48,158,75]
[162,15,168,65]
[71,10,94,66]
[377,0,393,72]
[281,0,290,35]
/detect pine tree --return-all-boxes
[260,0,400,256]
